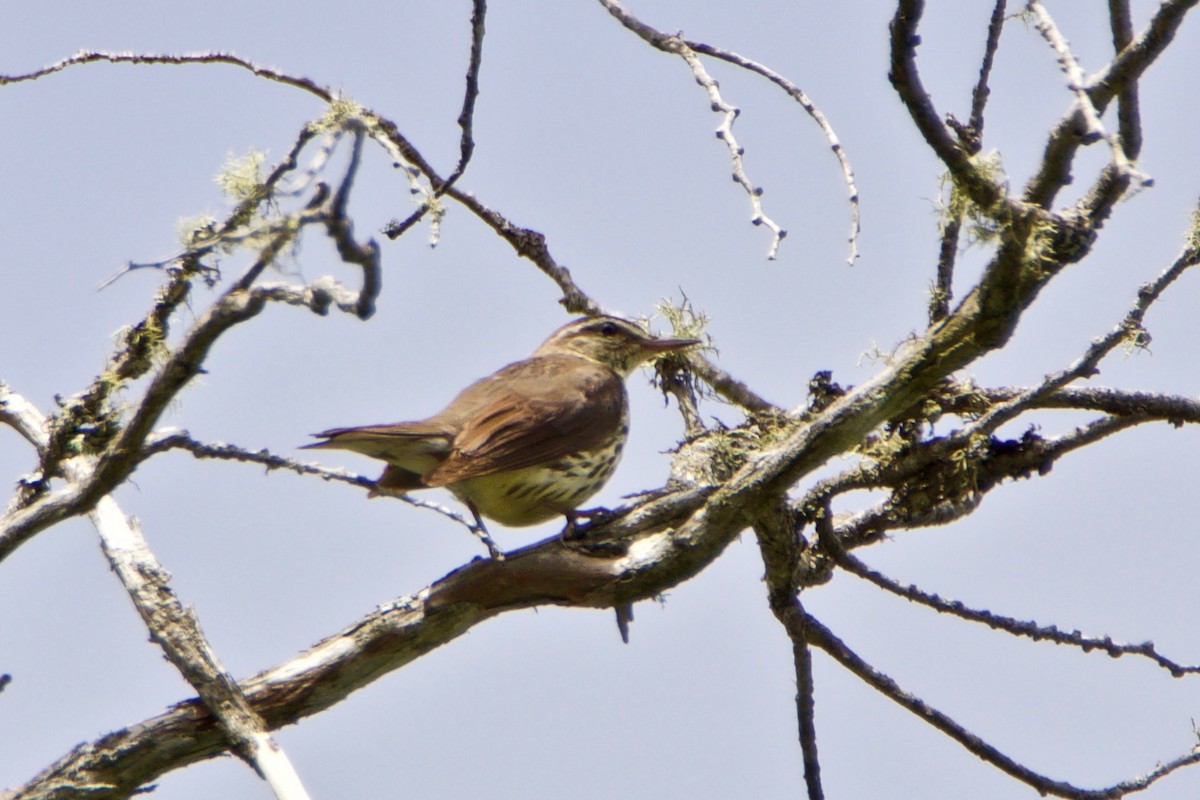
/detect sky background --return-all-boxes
[4,1,1200,798]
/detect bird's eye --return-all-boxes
[599,321,619,336]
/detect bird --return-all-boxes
[303,315,699,555]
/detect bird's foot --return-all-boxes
[560,507,617,541]
[477,533,506,561]
[560,508,627,557]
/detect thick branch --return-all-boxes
[4,393,312,799]
[94,504,311,800]
[10,488,717,799]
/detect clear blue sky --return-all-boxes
[4,2,1200,798]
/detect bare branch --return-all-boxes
[805,412,1152,553]
[8,486,720,798]
[1107,0,1143,159]
[753,503,824,800]
[793,635,823,800]
[2,394,312,799]
[683,40,860,265]
[0,127,382,564]
[951,385,1200,422]
[0,384,53,515]
[964,216,1200,435]
[0,50,335,102]
[441,187,600,314]
[931,213,962,324]
[684,41,865,266]
[0,384,50,453]
[686,354,781,415]
[1024,0,1198,208]
[94,504,312,800]
[832,544,1200,678]
[803,607,1200,798]
[1087,0,1200,102]
[599,0,788,259]
[141,432,490,537]
[889,0,1006,210]
[1027,0,1150,200]
[932,0,1008,323]
[968,0,1008,142]
[439,0,487,194]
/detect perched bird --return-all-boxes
[304,315,698,548]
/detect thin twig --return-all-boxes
[686,354,781,414]
[931,213,961,324]
[1024,0,1198,208]
[889,0,1005,211]
[438,0,487,194]
[803,606,1200,798]
[938,384,1200,423]
[140,432,486,533]
[932,0,1008,323]
[598,0,788,259]
[794,635,823,800]
[825,533,1200,678]
[1027,1,1149,190]
[1106,0,1142,159]
[684,40,861,264]
[0,50,334,101]
[968,0,1008,141]
[441,187,599,313]
[752,501,824,800]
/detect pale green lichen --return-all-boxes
[176,213,220,249]
[653,295,710,343]
[937,149,1009,247]
[310,98,367,134]
[669,414,793,486]
[1187,204,1200,255]
[1121,322,1152,356]
[1021,213,1068,274]
[216,150,267,201]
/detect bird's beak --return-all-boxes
[644,336,702,354]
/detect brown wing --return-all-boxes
[424,355,626,486]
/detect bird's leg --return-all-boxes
[560,510,583,541]
[467,503,505,561]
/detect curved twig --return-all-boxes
[801,606,1200,799]
[831,544,1200,678]
[684,40,861,265]
[0,50,335,101]
[598,0,788,259]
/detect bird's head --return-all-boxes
[535,315,700,376]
